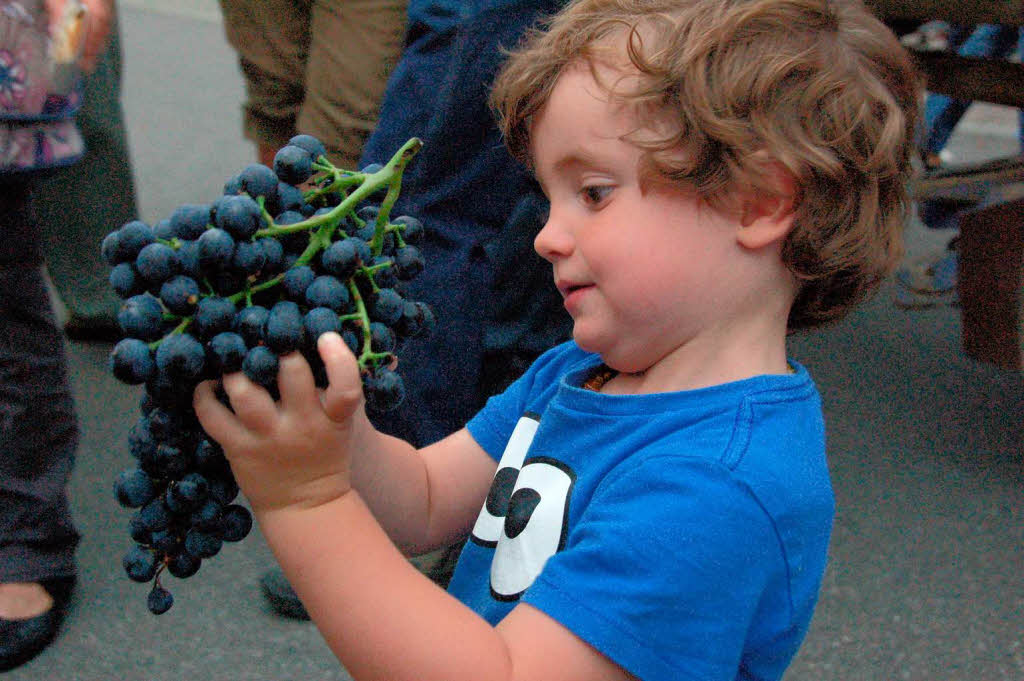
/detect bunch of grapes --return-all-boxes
[105,136,434,614]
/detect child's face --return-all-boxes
[530,63,753,373]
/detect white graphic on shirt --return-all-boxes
[470,414,576,601]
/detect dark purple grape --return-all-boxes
[146,443,190,479]
[258,238,284,273]
[342,327,361,355]
[242,345,279,390]
[153,219,175,240]
[219,504,253,542]
[369,322,396,353]
[233,305,269,346]
[305,275,350,311]
[275,183,304,214]
[370,256,397,288]
[101,230,122,265]
[123,545,159,583]
[138,498,171,532]
[155,333,206,382]
[394,245,425,280]
[184,529,222,559]
[392,215,423,243]
[117,221,156,262]
[320,238,359,279]
[135,243,180,284]
[176,239,202,279]
[288,134,326,163]
[215,194,263,240]
[190,499,224,533]
[363,368,405,413]
[194,297,237,341]
[265,300,306,353]
[170,204,211,240]
[114,468,156,508]
[303,307,342,343]
[166,552,200,579]
[231,240,267,275]
[194,439,227,473]
[237,163,279,203]
[110,338,156,385]
[159,275,201,315]
[207,332,247,374]
[118,294,165,341]
[207,475,240,506]
[147,586,174,615]
[197,228,235,270]
[282,265,316,301]
[368,288,404,325]
[273,144,313,185]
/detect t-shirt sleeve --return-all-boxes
[521,456,783,681]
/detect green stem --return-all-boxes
[151,138,422,345]
[346,279,375,370]
[256,138,421,241]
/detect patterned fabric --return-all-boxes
[0,1,83,173]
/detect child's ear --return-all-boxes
[736,163,796,250]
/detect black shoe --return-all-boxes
[0,577,75,672]
[63,316,122,343]
[259,569,310,620]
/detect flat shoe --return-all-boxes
[0,578,75,672]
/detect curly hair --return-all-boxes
[491,0,922,331]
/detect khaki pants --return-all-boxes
[218,0,408,170]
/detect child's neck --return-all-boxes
[599,318,791,395]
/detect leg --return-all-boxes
[217,0,312,160]
[0,182,79,671]
[35,11,137,336]
[298,0,408,170]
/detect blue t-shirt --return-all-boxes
[451,341,834,681]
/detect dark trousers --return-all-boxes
[36,11,137,324]
[0,180,80,583]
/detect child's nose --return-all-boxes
[533,210,573,262]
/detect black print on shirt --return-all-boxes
[469,414,577,602]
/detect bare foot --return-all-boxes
[0,583,54,620]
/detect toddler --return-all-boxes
[194,0,920,679]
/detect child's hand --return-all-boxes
[193,332,367,514]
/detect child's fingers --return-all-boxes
[222,371,278,434]
[276,351,320,415]
[193,379,252,450]
[317,332,364,423]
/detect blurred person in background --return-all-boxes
[0,0,114,670]
[39,0,137,341]
[217,0,407,171]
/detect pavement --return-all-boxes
[6,3,1024,680]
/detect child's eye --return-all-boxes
[579,185,613,207]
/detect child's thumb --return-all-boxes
[317,332,365,423]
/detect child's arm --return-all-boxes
[193,333,634,681]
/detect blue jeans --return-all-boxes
[923,24,1024,155]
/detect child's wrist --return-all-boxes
[246,472,353,516]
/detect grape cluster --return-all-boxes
[106,136,433,614]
